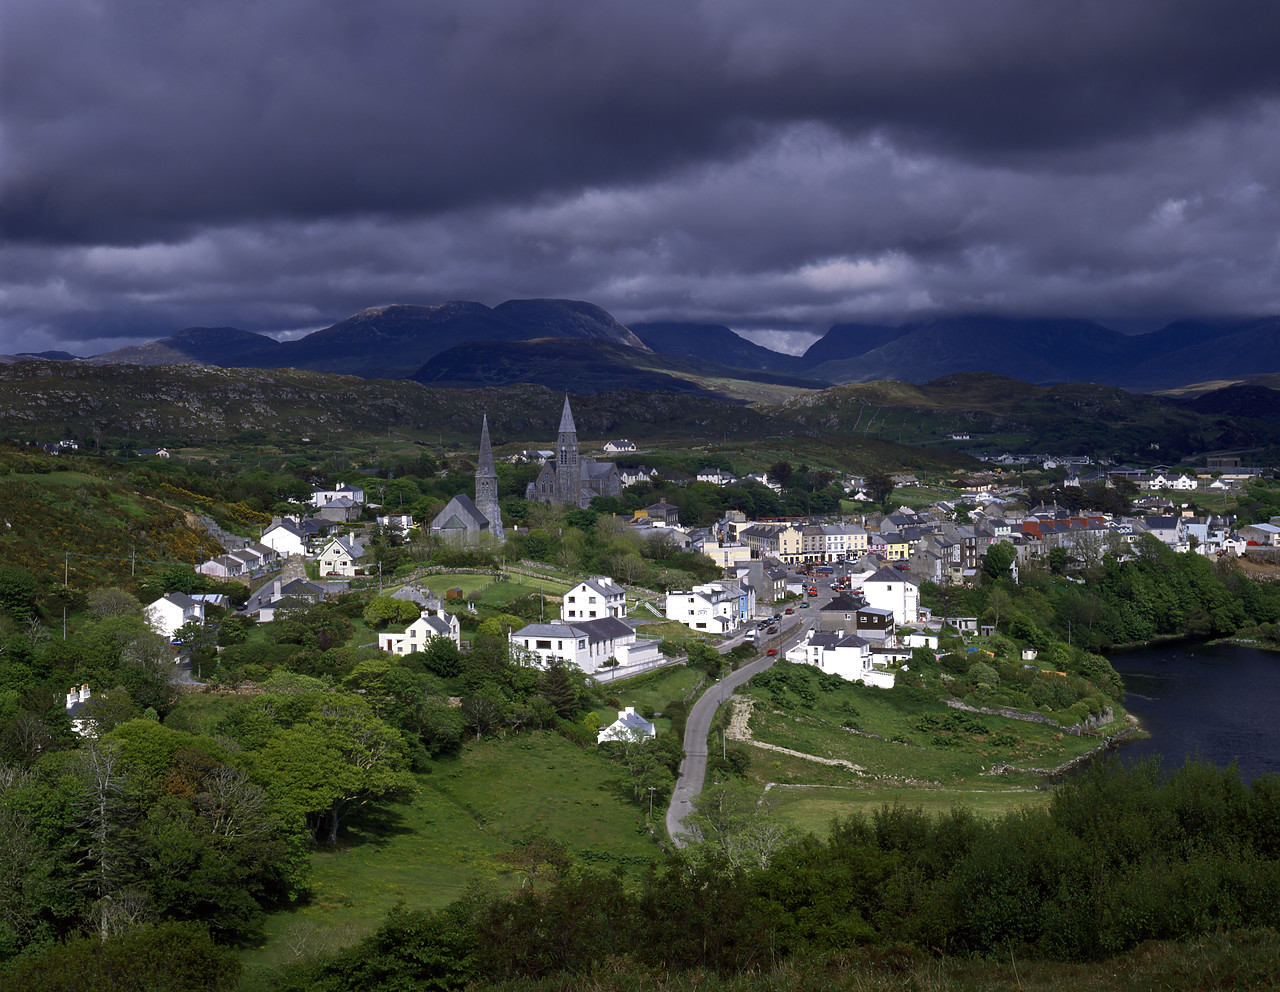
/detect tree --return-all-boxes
[0,567,37,623]
[539,661,580,718]
[0,921,240,992]
[865,471,895,507]
[981,541,1016,582]
[495,835,573,889]
[69,741,143,939]
[984,587,1015,630]
[257,695,414,845]
[419,636,463,679]
[767,461,793,490]
[461,695,505,738]
[87,587,142,621]
[686,641,723,679]
[684,779,799,871]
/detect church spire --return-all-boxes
[558,394,576,434]
[474,413,503,541]
[476,413,496,477]
[556,395,581,508]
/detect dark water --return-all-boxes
[1107,642,1280,782]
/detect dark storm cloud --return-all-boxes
[6,0,1279,243]
[3,1,1280,352]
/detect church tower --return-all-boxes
[474,414,504,540]
[555,395,581,508]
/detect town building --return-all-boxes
[664,579,753,632]
[561,576,627,620]
[525,397,622,509]
[430,415,505,544]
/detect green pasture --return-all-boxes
[766,782,1052,835]
[402,571,572,605]
[239,730,661,977]
[739,675,1125,820]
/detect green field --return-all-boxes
[765,782,1051,835]
[239,730,662,979]
[737,671,1124,824]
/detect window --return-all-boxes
[536,639,552,650]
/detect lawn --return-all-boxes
[589,665,703,732]
[238,730,661,979]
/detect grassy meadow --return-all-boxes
[239,730,663,979]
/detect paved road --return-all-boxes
[665,581,834,847]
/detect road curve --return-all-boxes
[665,586,830,846]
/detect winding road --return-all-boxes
[665,579,836,846]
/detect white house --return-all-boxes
[146,592,205,640]
[786,630,895,688]
[746,472,783,493]
[597,707,656,744]
[603,439,637,453]
[664,579,753,633]
[378,611,461,655]
[261,517,309,557]
[377,512,415,535]
[196,554,244,579]
[696,468,738,486]
[619,466,659,488]
[510,617,661,676]
[311,483,365,508]
[860,566,920,626]
[65,684,94,738]
[314,536,365,576]
[561,576,627,621]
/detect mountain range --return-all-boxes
[10,299,1280,395]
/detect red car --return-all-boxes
[766,648,778,656]
[784,607,795,615]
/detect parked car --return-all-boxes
[767,625,779,634]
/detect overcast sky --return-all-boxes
[3,1,1280,356]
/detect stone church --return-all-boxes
[429,415,506,544]
[525,397,622,509]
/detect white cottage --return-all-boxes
[378,611,461,655]
[145,592,205,641]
